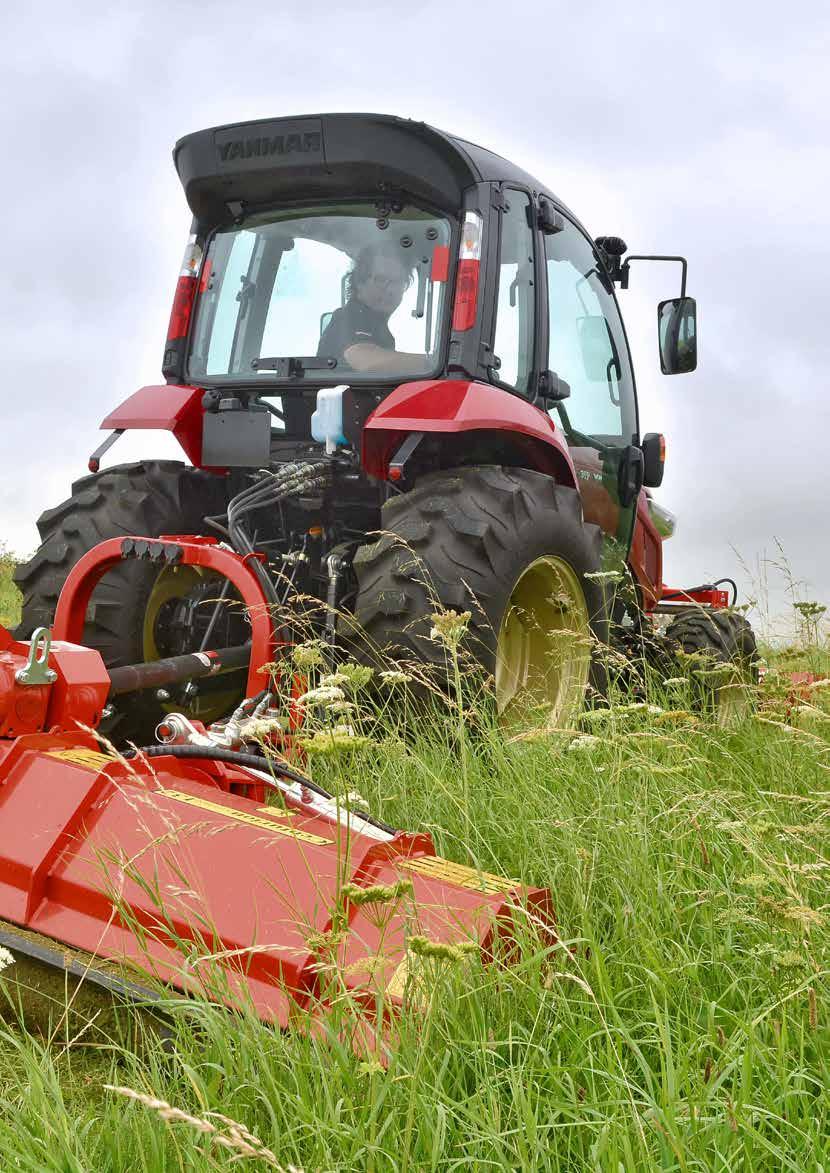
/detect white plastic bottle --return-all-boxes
[311,385,349,454]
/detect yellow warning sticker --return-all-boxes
[256,806,296,820]
[398,855,523,896]
[46,747,117,771]
[160,789,331,846]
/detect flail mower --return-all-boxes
[2,113,756,1032]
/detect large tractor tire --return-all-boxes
[352,466,607,729]
[14,460,233,742]
[665,608,759,723]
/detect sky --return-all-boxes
[1,0,828,640]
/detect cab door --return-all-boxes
[540,213,640,560]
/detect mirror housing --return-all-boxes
[616,444,645,508]
[641,432,665,488]
[537,369,571,402]
[658,296,697,374]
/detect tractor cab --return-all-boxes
[163,114,693,586]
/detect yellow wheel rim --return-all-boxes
[495,556,592,730]
[142,566,243,724]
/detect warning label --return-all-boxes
[160,790,331,846]
[46,747,117,771]
[398,855,524,895]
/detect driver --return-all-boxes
[318,243,426,374]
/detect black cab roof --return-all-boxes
[174,112,569,225]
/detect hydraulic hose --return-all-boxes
[126,744,398,836]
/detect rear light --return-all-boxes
[452,212,482,332]
[166,235,203,342]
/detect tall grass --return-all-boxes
[1,662,829,1169]
[0,543,828,1167]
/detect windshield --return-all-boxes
[188,203,453,383]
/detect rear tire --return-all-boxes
[665,608,758,723]
[14,460,229,741]
[351,466,607,729]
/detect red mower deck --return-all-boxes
[0,620,553,1034]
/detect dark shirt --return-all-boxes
[317,299,395,366]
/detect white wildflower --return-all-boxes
[297,686,345,707]
[663,676,689,687]
[568,734,601,752]
[318,672,350,688]
[0,947,15,972]
[325,700,357,715]
[379,669,412,686]
[429,609,471,649]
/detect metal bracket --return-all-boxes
[15,628,58,687]
[88,429,125,474]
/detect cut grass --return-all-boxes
[0,679,828,1170]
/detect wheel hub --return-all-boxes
[495,555,591,730]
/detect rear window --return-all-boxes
[188,203,453,383]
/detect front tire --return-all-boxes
[665,608,759,723]
[352,466,607,729]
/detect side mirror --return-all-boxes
[658,296,697,374]
[641,432,665,488]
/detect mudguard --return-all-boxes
[361,379,578,486]
[101,384,204,466]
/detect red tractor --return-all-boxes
[15,113,756,739]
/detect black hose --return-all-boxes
[126,744,398,835]
[661,578,739,606]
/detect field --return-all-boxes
[0,557,828,1169]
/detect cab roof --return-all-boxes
[174,112,566,225]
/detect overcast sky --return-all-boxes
[1,1,828,639]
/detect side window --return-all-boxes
[545,221,636,444]
[492,191,535,395]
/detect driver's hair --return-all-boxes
[346,242,414,301]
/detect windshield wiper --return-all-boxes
[251,356,338,377]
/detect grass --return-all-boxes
[0,555,828,1168]
[0,660,828,1169]
[0,545,21,629]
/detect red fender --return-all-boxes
[101,384,204,466]
[362,379,577,487]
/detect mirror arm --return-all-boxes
[619,254,688,298]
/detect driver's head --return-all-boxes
[349,244,413,316]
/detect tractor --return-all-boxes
[15,112,757,739]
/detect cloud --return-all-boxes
[1,0,827,636]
